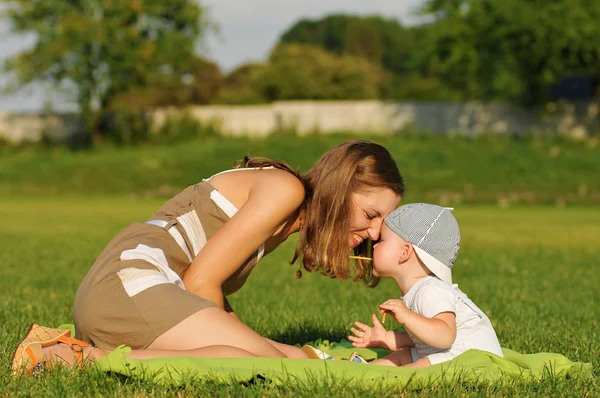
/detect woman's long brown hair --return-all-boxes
[235,140,404,285]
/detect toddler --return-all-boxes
[348,203,503,367]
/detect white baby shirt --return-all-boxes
[401,275,503,365]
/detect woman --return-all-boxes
[13,140,404,374]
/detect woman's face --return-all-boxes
[348,188,401,248]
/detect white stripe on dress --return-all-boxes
[167,227,193,262]
[176,210,208,257]
[210,190,238,218]
[119,244,186,297]
[209,189,266,261]
[145,219,193,262]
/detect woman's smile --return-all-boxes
[351,233,365,248]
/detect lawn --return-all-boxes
[0,134,598,395]
[0,197,598,396]
[1,133,598,205]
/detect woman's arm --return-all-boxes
[182,170,305,309]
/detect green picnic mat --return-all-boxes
[58,325,592,389]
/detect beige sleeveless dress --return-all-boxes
[73,170,265,350]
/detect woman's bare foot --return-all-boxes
[42,343,104,369]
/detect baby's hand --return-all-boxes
[379,299,412,324]
[348,314,388,349]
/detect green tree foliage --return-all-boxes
[253,44,383,101]
[421,0,600,106]
[217,63,268,105]
[110,57,222,109]
[1,0,214,140]
[279,14,414,78]
[277,14,460,101]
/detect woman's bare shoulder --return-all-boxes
[210,167,305,210]
[254,168,305,204]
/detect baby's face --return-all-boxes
[372,223,406,278]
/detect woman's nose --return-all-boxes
[367,220,382,241]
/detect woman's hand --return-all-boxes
[348,314,388,349]
[378,299,413,324]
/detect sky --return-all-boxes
[0,0,425,112]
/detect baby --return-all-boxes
[348,203,503,367]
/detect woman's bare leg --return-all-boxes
[146,307,287,358]
[128,345,256,360]
[39,306,288,369]
[41,343,255,368]
[40,344,105,368]
[264,338,310,359]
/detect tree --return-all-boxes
[421,0,600,108]
[1,0,215,142]
[278,14,460,101]
[279,15,415,78]
[252,44,383,101]
[109,57,223,109]
[217,63,267,105]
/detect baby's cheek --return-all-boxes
[372,254,383,272]
[372,247,383,263]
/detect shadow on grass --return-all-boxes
[266,326,349,347]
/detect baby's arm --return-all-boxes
[349,314,414,351]
[386,330,414,351]
[379,299,457,349]
[403,312,456,349]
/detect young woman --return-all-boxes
[13,140,405,374]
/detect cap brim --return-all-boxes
[413,245,452,284]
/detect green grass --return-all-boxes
[1,133,599,205]
[0,198,598,396]
[1,135,598,395]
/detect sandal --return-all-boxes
[301,345,336,360]
[11,324,91,376]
